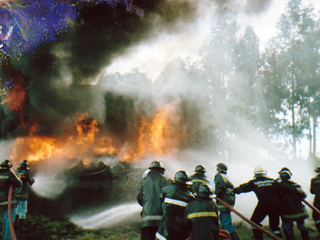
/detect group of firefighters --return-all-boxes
[137,161,320,240]
[0,159,34,240]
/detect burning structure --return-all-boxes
[0,0,212,219]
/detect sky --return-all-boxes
[104,0,320,80]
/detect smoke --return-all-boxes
[0,0,317,229]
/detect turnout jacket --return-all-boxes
[214,172,235,211]
[15,168,34,200]
[137,170,171,228]
[185,197,219,240]
[0,169,22,206]
[277,179,308,221]
[311,173,320,209]
[234,176,281,207]
[156,183,195,240]
[190,173,209,194]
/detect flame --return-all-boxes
[119,103,186,162]
[10,103,187,163]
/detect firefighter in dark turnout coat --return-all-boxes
[234,166,282,240]
[156,170,195,240]
[14,160,35,232]
[310,166,320,236]
[277,167,309,240]
[213,162,240,240]
[190,165,209,194]
[0,159,22,240]
[137,161,171,240]
[185,184,220,240]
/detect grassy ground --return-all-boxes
[1,213,319,240]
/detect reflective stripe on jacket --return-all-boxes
[185,197,220,240]
[190,173,209,194]
[156,183,194,240]
[214,172,235,211]
[137,170,170,228]
[278,179,308,221]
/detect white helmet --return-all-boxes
[253,166,267,177]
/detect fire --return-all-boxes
[10,103,187,163]
[119,103,186,162]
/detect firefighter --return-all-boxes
[277,167,309,240]
[185,183,220,240]
[156,170,195,240]
[14,160,35,232]
[0,159,22,240]
[213,162,240,240]
[234,166,282,240]
[310,166,320,237]
[190,165,209,194]
[137,161,171,240]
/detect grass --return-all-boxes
[2,213,318,239]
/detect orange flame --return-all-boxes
[10,103,187,163]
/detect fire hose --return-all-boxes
[302,199,320,215]
[8,185,17,240]
[215,197,282,240]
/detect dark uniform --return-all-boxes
[185,184,220,240]
[214,162,240,240]
[14,160,35,231]
[137,161,171,240]
[0,160,22,240]
[156,170,195,240]
[190,165,209,194]
[234,166,282,240]
[310,166,320,236]
[277,167,309,240]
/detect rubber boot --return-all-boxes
[283,229,294,240]
[299,229,309,240]
[252,229,263,240]
[19,219,26,231]
[230,231,241,240]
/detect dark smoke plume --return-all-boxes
[0,0,197,139]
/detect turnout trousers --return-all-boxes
[250,203,281,240]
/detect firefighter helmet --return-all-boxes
[197,184,213,198]
[174,170,192,185]
[0,159,12,170]
[19,160,30,170]
[315,166,320,173]
[253,166,267,177]
[149,161,165,170]
[278,167,292,180]
[216,162,228,172]
[278,167,292,176]
[194,165,206,172]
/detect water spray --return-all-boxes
[70,202,141,229]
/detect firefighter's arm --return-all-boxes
[310,179,316,194]
[294,184,307,199]
[214,174,224,196]
[234,181,253,194]
[137,183,143,206]
[11,170,22,187]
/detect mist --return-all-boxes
[0,0,319,230]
